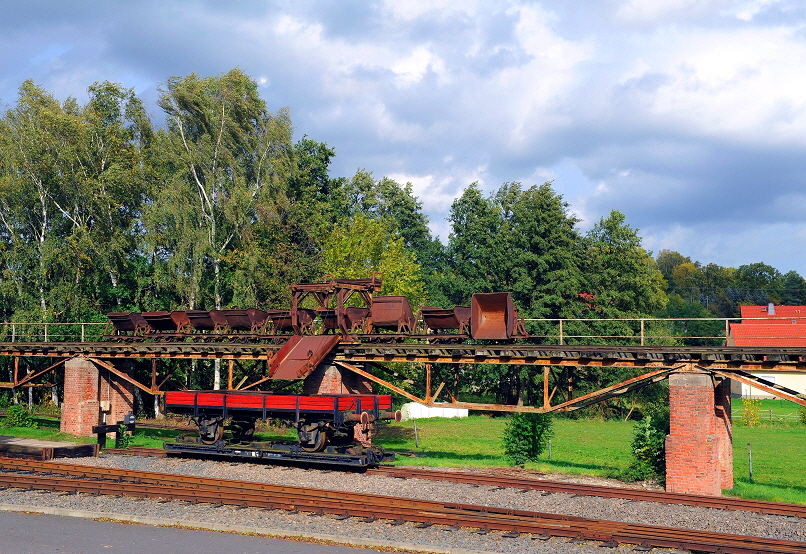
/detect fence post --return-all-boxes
[640,319,645,346]
[559,320,564,345]
[44,323,48,342]
[11,324,15,342]
[81,323,85,342]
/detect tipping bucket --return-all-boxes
[470,292,519,340]
[372,296,415,333]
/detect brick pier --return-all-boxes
[665,371,732,495]
[303,363,372,395]
[60,357,135,437]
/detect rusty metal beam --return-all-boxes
[87,357,162,396]
[711,370,806,408]
[545,368,677,413]
[15,358,66,387]
[335,361,425,404]
[239,376,272,391]
[427,401,548,413]
[425,363,432,403]
[432,381,446,402]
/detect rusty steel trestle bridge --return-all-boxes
[1,339,805,413]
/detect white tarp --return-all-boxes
[400,402,469,421]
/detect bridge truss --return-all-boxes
[1,340,805,412]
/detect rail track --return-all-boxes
[0,458,804,553]
[370,466,806,519]
[96,446,806,519]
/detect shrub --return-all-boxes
[502,412,553,466]
[741,398,761,427]
[116,425,132,448]
[2,404,38,429]
[799,405,806,425]
[625,403,668,483]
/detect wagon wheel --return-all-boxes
[297,423,327,452]
[199,417,224,444]
[231,418,256,442]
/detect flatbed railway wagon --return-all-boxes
[163,390,399,467]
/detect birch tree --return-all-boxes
[150,69,292,313]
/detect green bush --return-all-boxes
[799,405,806,425]
[502,412,553,466]
[2,404,38,429]
[116,425,132,448]
[741,398,761,427]
[625,403,668,482]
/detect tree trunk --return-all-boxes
[133,387,144,417]
[153,394,162,419]
[516,372,524,407]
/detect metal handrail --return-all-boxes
[0,322,107,343]
[0,316,801,346]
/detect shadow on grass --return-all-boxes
[541,459,622,472]
[730,477,806,495]
[385,448,620,472]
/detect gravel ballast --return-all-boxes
[1,454,803,553]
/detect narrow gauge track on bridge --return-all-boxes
[95,447,806,519]
[0,458,803,553]
[3,340,806,368]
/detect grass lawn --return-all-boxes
[375,413,806,505]
[0,416,184,448]
[732,397,804,424]
[375,415,634,477]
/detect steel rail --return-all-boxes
[88,451,806,518]
[370,466,806,518]
[0,459,804,553]
[100,447,167,457]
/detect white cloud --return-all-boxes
[618,25,806,144]
[391,45,446,87]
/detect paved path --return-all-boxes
[0,511,375,554]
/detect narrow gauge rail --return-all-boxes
[4,341,806,371]
[370,467,806,519]
[92,448,806,519]
[0,459,804,553]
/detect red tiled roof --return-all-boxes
[740,305,806,322]
[730,305,806,346]
[730,322,806,346]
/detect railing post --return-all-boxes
[44,323,48,342]
[725,319,730,343]
[81,323,85,342]
[640,319,645,346]
[559,319,564,345]
[11,324,15,342]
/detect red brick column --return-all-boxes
[665,371,733,495]
[303,363,372,395]
[60,358,136,437]
[61,357,100,436]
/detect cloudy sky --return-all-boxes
[2,1,806,274]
